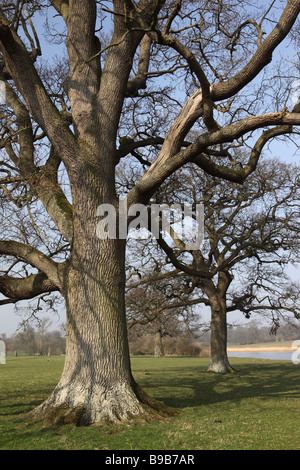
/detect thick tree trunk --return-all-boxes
[32,237,174,426]
[206,296,234,374]
[31,167,175,426]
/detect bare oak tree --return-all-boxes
[0,0,300,424]
[151,159,300,373]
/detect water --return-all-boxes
[228,351,295,361]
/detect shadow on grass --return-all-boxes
[136,359,300,409]
[2,358,300,420]
[0,388,54,417]
[0,400,44,417]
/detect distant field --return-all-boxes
[227,340,300,351]
[0,355,300,450]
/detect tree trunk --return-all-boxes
[31,167,175,426]
[154,329,164,357]
[206,296,234,374]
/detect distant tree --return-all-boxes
[227,319,300,344]
[7,321,66,356]
[35,317,52,355]
[146,159,300,372]
[9,324,37,355]
[126,250,202,357]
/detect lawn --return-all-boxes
[0,355,300,450]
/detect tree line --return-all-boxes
[0,320,66,356]
[2,317,300,358]
[212,320,300,346]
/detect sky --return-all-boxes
[0,3,299,337]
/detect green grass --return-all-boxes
[0,355,300,450]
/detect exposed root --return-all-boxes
[206,361,236,374]
[29,379,179,428]
[37,404,86,428]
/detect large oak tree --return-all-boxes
[0,0,300,425]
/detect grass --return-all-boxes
[0,355,300,450]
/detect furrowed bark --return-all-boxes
[28,0,174,426]
[206,294,234,374]
[126,34,152,97]
[65,0,100,143]
[31,163,175,426]
[50,0,69,22]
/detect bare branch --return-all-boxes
[0,240,64,290]
[0,272,59,303]
[128,109,300,205]
[0,10,78,168]
[49,0,69,22]
[126,34,152,97]
[2,81,73,242]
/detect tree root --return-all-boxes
[206,362,236,374]
[28,380,179,428]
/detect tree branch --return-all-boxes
[156,236,213,279]
[0,241,64,290]
[213,0,300,101]
[0,11,78,169]
[126,34,152,97]
[0,272,59,303]
[127,110,300,205]
[125,0,300,203]
[49,0,69,22]
[3,81,73,242]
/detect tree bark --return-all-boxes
[206,295,234,374]
[31,166,174,426]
